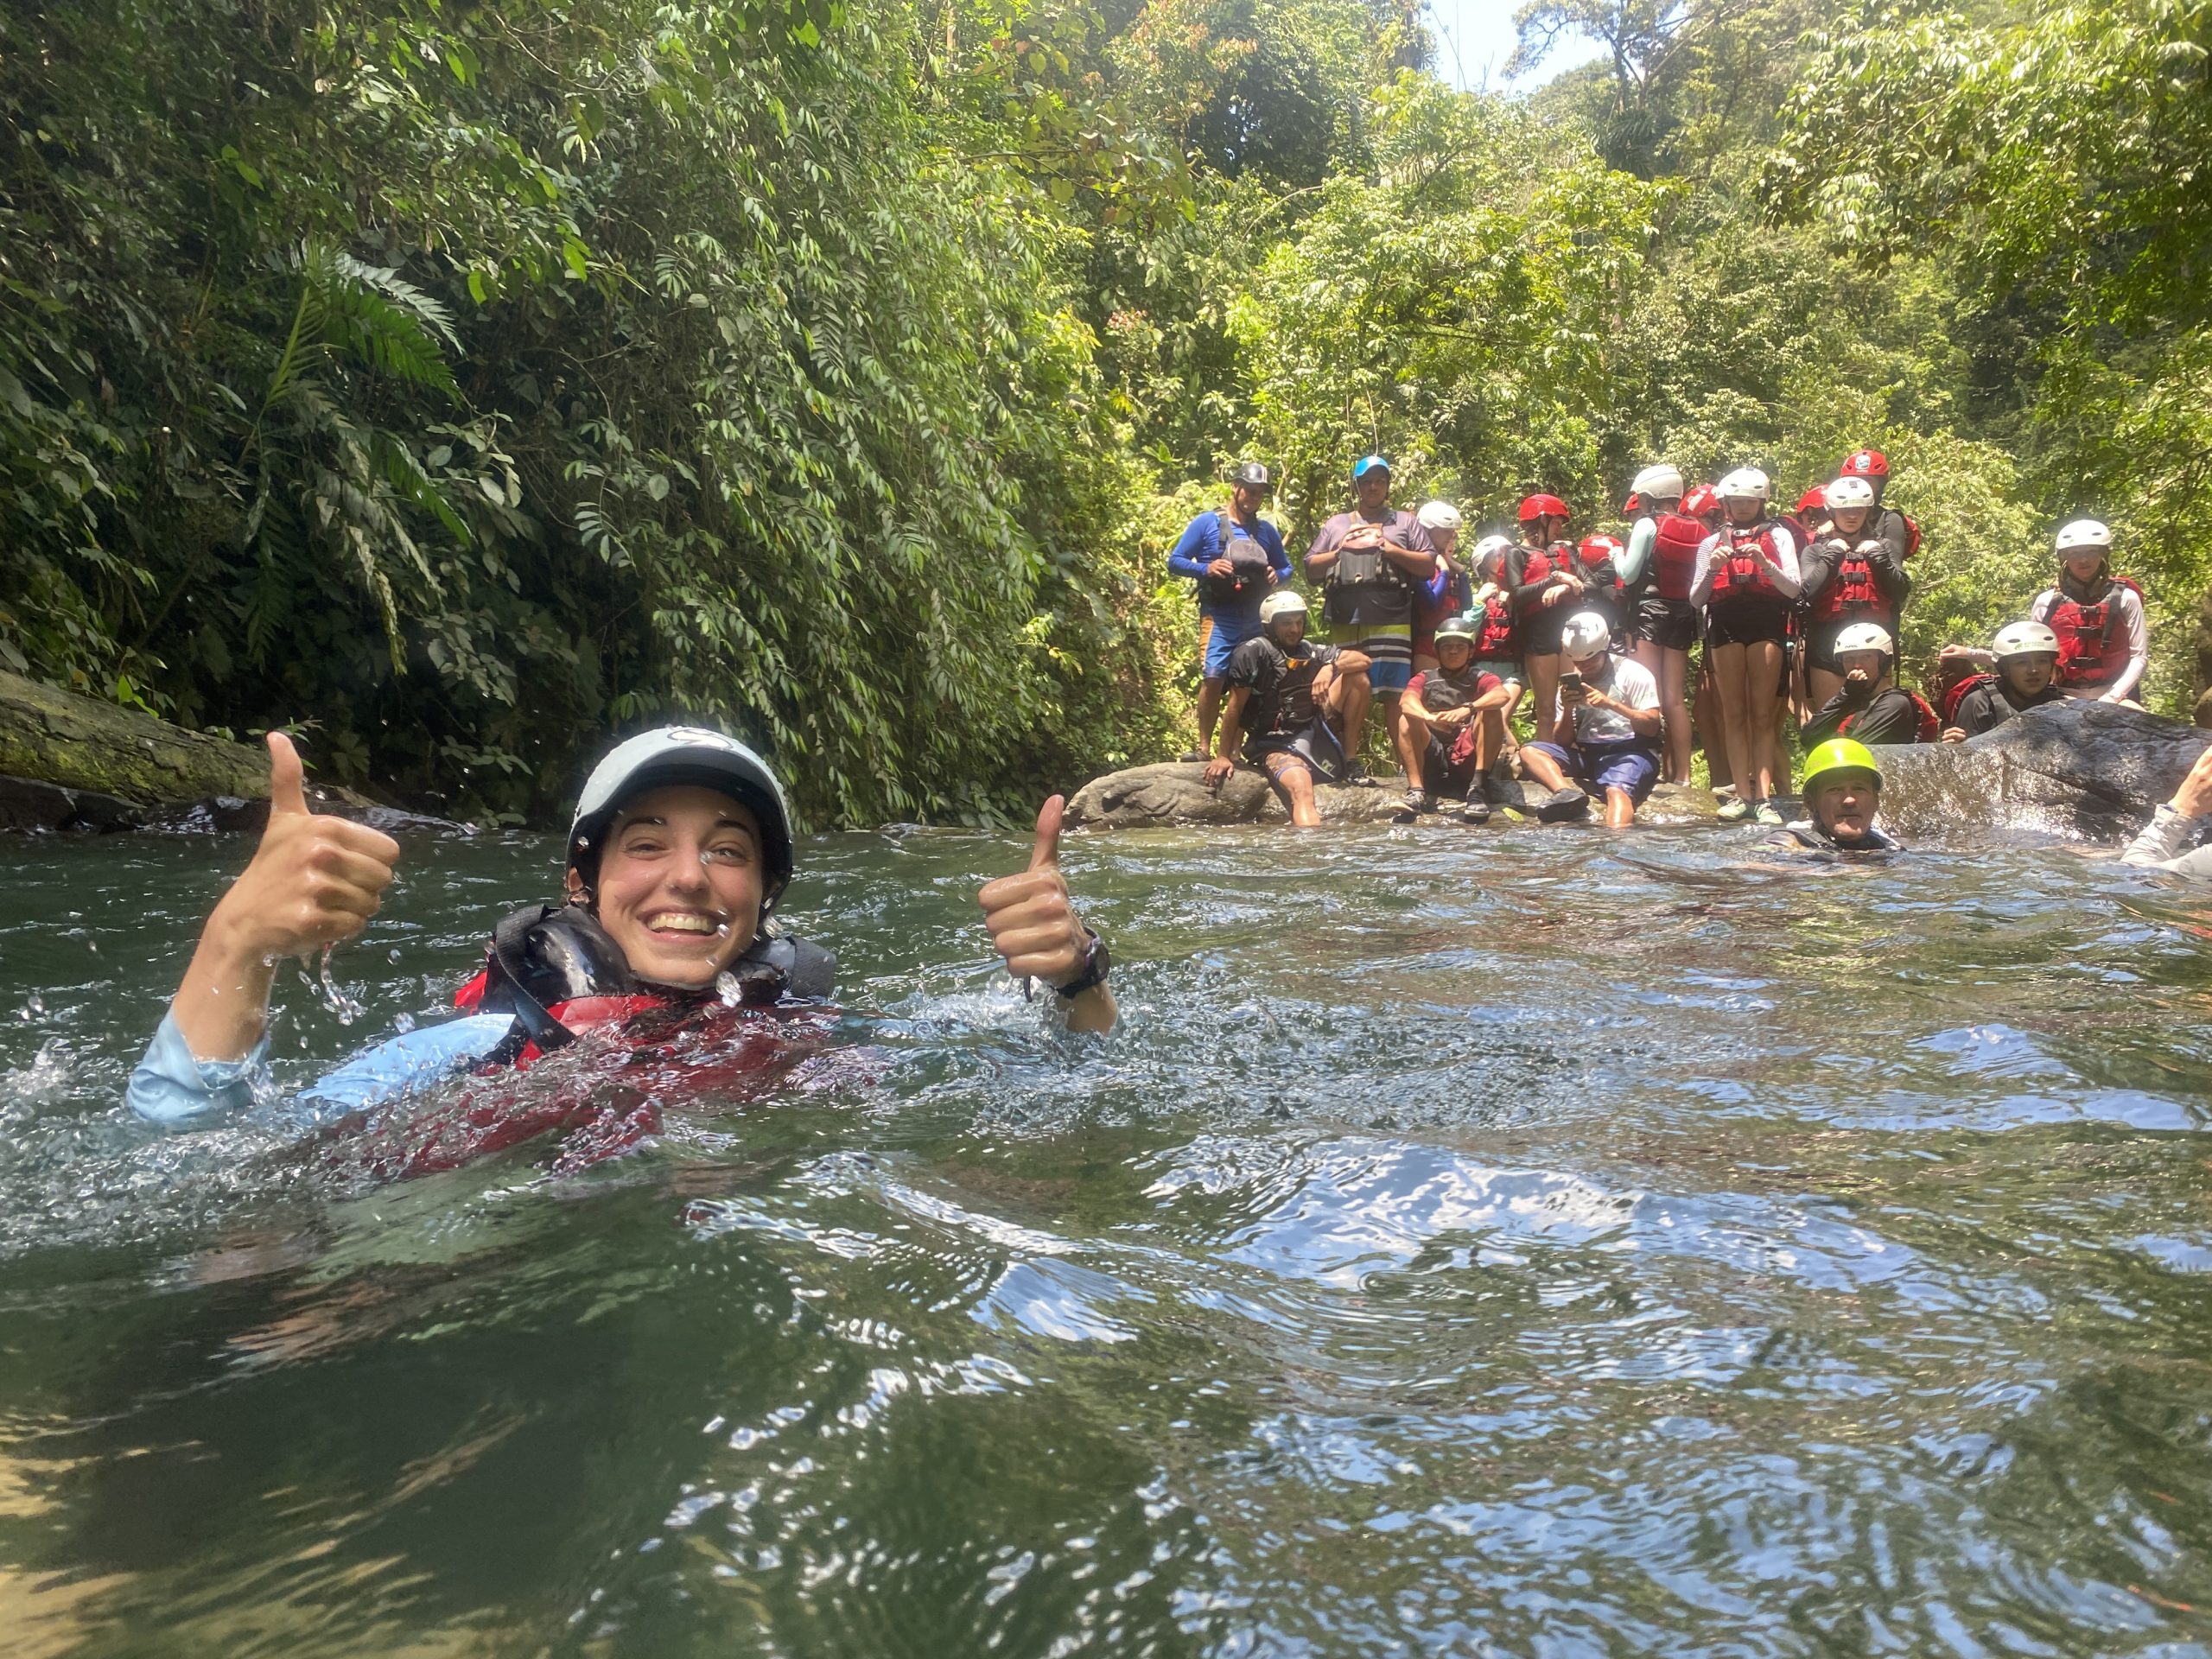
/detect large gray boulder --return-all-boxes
[1873,699,2210,842]
[1063,760,1717,830]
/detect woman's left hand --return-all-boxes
[978,798,1116,1031]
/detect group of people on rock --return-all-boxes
[1167,450,2152,834]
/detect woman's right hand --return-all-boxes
[171,734,403,1061]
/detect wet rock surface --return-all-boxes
[1064,760,1717,829]
[1876,698,2211,842]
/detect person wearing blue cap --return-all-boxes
[1304,454,1437,781]
[1166,461,1291,762]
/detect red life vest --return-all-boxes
[1565,540,1624,594]
[2046,577,2143,690]
[1706,524,1784,603]
[1839,688,1940,745]
[1941,672,1995,728]
[1650,513,1706,602]
[1808,532,1896,627]
[1472,589,1516,658]
[1519,541,1554,586]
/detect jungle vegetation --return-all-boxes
[2,0,2205,823]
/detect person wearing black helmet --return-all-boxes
[128,727,1115,1128]
[1166,461,1292,761]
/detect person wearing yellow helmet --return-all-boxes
[1778,739,1901,853]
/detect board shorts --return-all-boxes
[1421,734,1480,798]
[1250,715,1350,784]
[1527,737,1660,804]
[1635,594,1698,654]
[1703,597,1791,649]
[1200,607,1265,679]
[1328,622,1412,693]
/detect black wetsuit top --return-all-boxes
[1226,633,1341,757]
[1950,678,2064,738]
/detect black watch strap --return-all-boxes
[1052,930,1109,1000]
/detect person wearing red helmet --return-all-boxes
[1689,468,1802,823]
[1800,474,1914,713]
[1835,448,1921,563]
[1511,492,1581,744]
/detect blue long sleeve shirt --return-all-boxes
[129,1007,515,1123]
[1166,510,1291,609]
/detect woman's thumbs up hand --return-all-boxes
[172,733,404,1062]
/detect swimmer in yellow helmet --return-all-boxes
[1777,738,1901,853]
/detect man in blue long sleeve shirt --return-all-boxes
[1167,461,1291,760]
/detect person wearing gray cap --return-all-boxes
[1166,461,1292,762]
[127,727,1115,1135]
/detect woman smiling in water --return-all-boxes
[131,726,1111,1126]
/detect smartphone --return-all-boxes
[1559,670,1585,694]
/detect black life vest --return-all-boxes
[1321,512,1417,626]
[1418,663,1492,715]
[1198,512,1275,607]
[459,904,836,1066]
[1837,687,1940,745]
[2046,576,2142,690]
[1650,514,1706,602]
[1808,531,1896,627]
[1707,523,1785,603]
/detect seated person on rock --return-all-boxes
[130,727,1115,1135]
[1206,590,1373,829]
[1518,610,1664,828]
[1941,621,2066,741]
[2122,746,2212,876]
[1801,622,1937,747]
[1776,738,1902,855]
[1394,614,1516,825]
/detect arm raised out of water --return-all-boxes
[976,796,1116,1034]
[170,733,402,1062]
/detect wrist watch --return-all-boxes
[1053,930,1110,1000]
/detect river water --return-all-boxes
[3,818,2212,1656]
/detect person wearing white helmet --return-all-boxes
[1464,533,1529,742]
[1166,461,1292,762]
[1800,474,1914,714]
[1617,462,1696,786]
[129,727,1116,1129]
[1516,610,1664,827]
[1941,620,2066,741]
[1207,589,1375,827]
[1395,613,1518,823]
[1689,467,1803,823]
[1801,621,1937,747]
[1411,499,1471,676]
[1940,519,2149,703]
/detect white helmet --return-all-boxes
[1832,621,1895,658]
[1630,463,1683,501]
[1471,533,1516,568]
[1259,590,1308,627]
[1992,620,2060,660]
[571,726,794,905]
[2055,518,2112,554]
[1417,499,1463,533]
[1560,611,1611,661]
[1716,467,1771,501]
[1823,476,1876,512]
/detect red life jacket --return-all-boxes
[1472,589,1516,657]
[1519,541,1554,586]
[1941,672,1995,728]
[2047,577,2143,690]
[1565,540,1624,594]
[1808,532,1896,627]
[1839,688,1940,745]
[1650,513,1706,601]
[1706,524,1784,603]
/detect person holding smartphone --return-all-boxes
[1517,611,1665,827]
